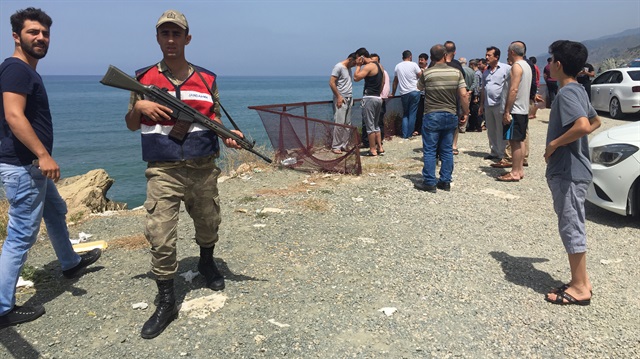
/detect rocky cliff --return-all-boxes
[56,169,126,221]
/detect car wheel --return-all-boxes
[609,97,622,119]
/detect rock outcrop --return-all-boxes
[56,169,126,221]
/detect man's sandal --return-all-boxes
[548,283,571,294]
[548,283,592,295]
[544,290,591,306]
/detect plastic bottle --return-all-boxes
[280,157,297,166]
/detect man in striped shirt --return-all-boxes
[415,44,469,193]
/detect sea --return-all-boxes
[40,75,364,208]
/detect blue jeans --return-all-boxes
[401,91,421,138]
[421,112,458,186]
[0,163,80,315]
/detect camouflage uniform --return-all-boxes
[129,62,222,280]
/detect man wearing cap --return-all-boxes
[125,9,243,339]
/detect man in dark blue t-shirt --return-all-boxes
[0,7,101,330]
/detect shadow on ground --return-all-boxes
[0,327,40,358]
[132,256,266,305]
[464,150,493,159]
[585,202,640,229]
[0,260,104,357]
[490,251,564,294]
[479,165,510,179]
[401,173,423,186]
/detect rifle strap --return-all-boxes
[193,66,242,132]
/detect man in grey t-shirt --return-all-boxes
[543,40,601,307]
[329,52,356,153]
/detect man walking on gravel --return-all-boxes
[0,7,102,329]
[125,9,243,339]
[543,40,600,306]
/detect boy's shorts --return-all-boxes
[547,177,589,254]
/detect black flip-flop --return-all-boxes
[548,283,592,296]
[545,290,591,306]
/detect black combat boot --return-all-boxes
[198,245,225,291]
[141,279,178,339]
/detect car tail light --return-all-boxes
[633,86,640,92]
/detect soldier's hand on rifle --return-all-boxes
[136,100,173,122]
[223,130,244,149]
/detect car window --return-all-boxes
[592,72,612,85]
[608,71,623,84]
[627,71,640,81]
[630,60,640,67]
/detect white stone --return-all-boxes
[16,276,34,288]
[179,270,199,283]
[378,307,397,316]
[600,258,622,265]
[181,293,227,319]
[480,188,520,200]
[268,319,290,328]
[132,302,148,310]
[260,207,284,214]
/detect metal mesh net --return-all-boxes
[250,97,404,175]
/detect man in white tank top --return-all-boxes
[497,41,532,182]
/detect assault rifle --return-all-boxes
[99,65,272,163]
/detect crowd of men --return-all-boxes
[329,40,597,187]
[329,39,600,307]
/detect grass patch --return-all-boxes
[256,184,309,197]
[365,162,396,171]
[238,196,259,204]
[110,234,148,250]
[295,198,331,212]
[68,210,86,224]
[218,143,274,175]
[20,264,37,281]
[19,264,55,283]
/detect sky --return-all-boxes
[1,0,639,76]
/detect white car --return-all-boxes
[590,67,640,119]
[587,121,640,217]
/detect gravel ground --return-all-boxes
[1,109,639,358]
